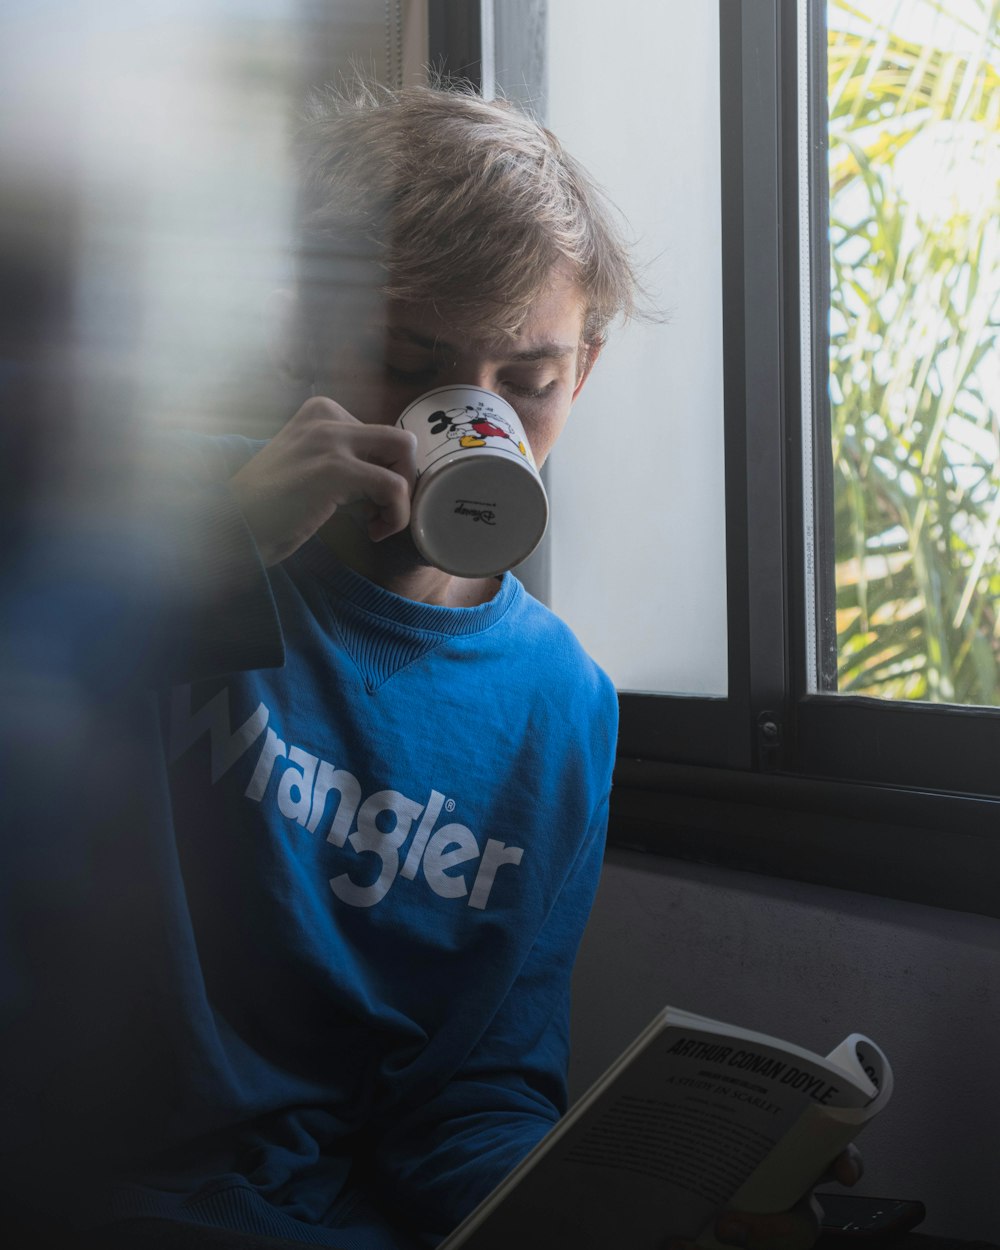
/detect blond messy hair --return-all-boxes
[294,79,642,346]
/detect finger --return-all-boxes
[814,1144,864,1189]
[336,427,417,540]
[285,398,417,487]
[344,423,418,489]
[830,1144,864,1187]
[229,404,418,561]
[348,460,413,541]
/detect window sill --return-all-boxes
[609,758,1000,921]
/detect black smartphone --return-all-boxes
[818,1193,926,1239]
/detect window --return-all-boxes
[437,1,1000,919]
[818,0,1000,710]
[795,0,1000,805]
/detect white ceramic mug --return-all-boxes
[397,385,549,578]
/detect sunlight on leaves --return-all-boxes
[828,0,1000,704]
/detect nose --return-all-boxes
[442,355,496,393]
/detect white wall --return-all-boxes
[545,0,728,696]
[570,847,1000,1241]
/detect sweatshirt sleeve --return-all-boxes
[370,789,611,1247]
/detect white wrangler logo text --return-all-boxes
[170,687,524,911]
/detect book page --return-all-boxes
[441,1012,892,1250]
[826,1033,893,1106]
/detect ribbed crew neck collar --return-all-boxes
[290,538,520,637]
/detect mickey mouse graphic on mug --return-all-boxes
[427,403,529,456]
[396,385,548,578]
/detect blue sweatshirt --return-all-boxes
[83,437,620,1247]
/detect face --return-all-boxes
[310,266,597,468]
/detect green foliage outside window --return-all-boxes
[828,0,1000,702]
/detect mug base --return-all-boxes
[410,452,548,578]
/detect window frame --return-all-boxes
[431,0,1000,921]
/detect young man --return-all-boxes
[3,83,855,1250]
[110,84,625,1249]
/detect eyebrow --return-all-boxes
[385,325,577,362]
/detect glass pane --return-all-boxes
[545,0,727,696]
[817,0,1000,703]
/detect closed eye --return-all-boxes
[503,379,559,400]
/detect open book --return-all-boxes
[440,1006,892,1250]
